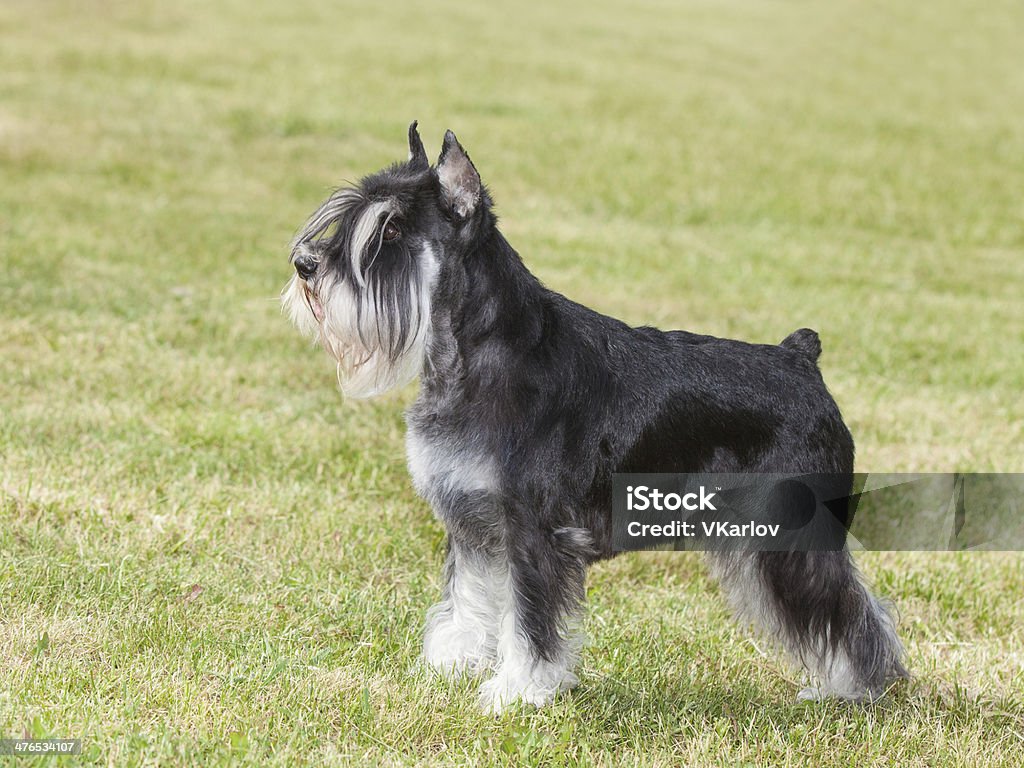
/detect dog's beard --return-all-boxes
[281,243,436,399]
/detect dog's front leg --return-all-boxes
[423,540,501,676]
[478,526,590,714]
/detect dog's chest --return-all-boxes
[405,425,499,509]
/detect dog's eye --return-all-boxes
[382,221,401,242]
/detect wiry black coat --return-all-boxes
[290,124,905,703]
[412,223,854,555]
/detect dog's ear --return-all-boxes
[407,121,428,170]
[436,130,480,218]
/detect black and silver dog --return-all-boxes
[282,123,906,712]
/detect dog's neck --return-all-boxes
[419,227,547,400]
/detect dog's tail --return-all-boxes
[780,328,821,363]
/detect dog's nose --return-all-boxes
[293,251,318,280]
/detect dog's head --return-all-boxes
[282,122,489,398]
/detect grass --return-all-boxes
[1,0,1023,764]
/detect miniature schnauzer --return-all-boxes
[282,123,906,713]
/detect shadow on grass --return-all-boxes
[572,671,1023,742]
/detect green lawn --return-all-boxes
[2,0,1023,765]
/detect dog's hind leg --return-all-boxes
[710,549,907,701]
[477,526,593,713]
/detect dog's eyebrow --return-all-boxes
[292,188,362,247]
[364,210,398,275]
[349,199,396,287]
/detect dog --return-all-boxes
[281,122,907,713]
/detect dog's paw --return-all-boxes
[478,674,552,714]
[423,629,492,678]
[423,645,488,678]
[477,669,578,714]
[797,685,880,703]
[797,686,825,702]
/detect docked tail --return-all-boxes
[781,328,822,363]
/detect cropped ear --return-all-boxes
[407,121,428,170]
[436,130,481,218]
